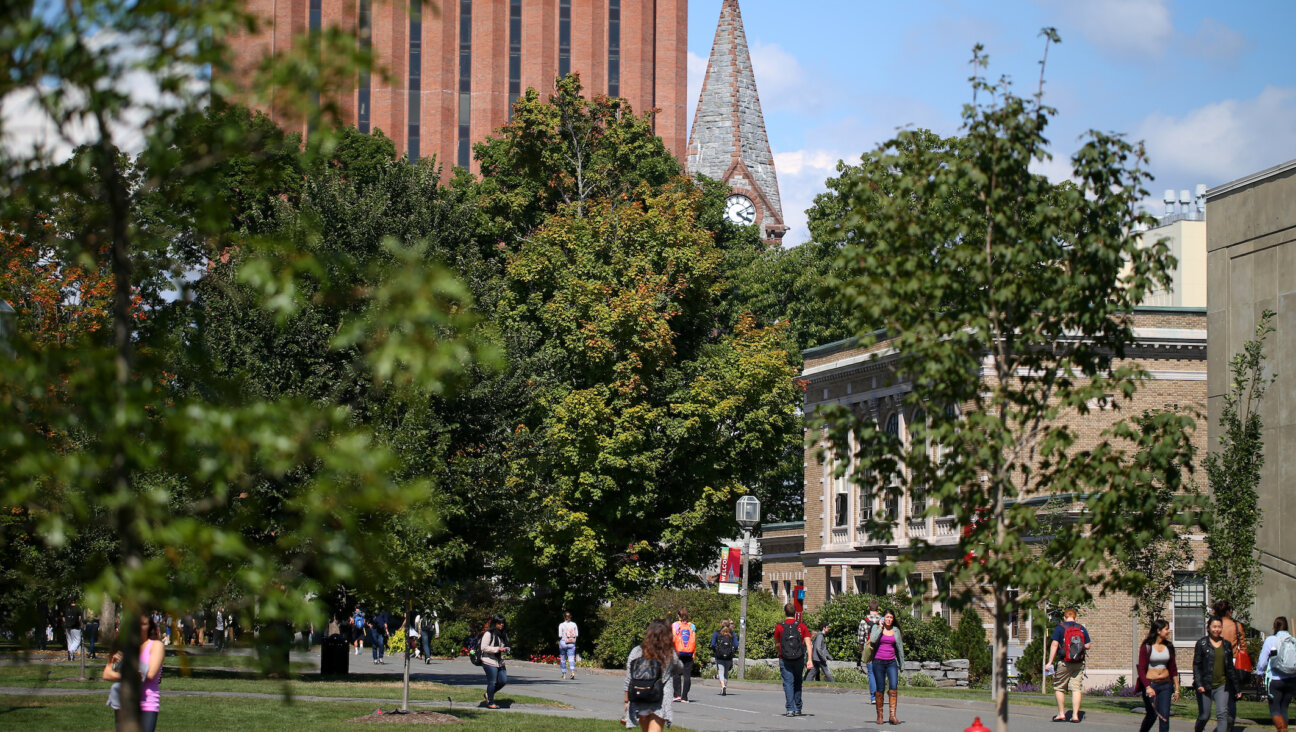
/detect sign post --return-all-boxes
[735,495,760,680]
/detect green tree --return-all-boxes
[813,32,1197,731]
[1204,310,1276,625]
[0,6,486,732]
[952,609,992,683]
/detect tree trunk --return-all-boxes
[99,597,117,646]
[994,585,1010,732]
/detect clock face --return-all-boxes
[724,194,757,225]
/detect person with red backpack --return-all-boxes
[1046,608,1092,723]
[773,602,813,718]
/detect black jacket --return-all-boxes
[1192,636,1240,692]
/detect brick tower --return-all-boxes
[227,0,688,174]
[687,0,786,244]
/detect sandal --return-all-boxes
[487,703,500,709]
[1052,716,1068,722]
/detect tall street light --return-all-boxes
[735,495,760,680]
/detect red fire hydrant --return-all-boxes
[964,717,991,732]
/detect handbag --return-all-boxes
[1235,648,1253,673]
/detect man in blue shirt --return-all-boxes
[1046,608,1092,722]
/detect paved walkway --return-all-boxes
[8,648,1155,731]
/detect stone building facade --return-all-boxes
[227,0,688,173]
[760,308,1210,687]
[686,0,786,244]
[1205,158,1296,626]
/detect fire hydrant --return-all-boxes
[964,717,991,732]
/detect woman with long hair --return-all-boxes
[1137,619,1180,732]
[1255,616,1295,732]
[869,610,905,725]
[102,613,165,732]
[710,619,736,696]
[1193,616,1242,732]
[624,619,685,732]
[480,615,511,709]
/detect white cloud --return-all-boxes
[686,50,707,132]
[748,41,827,115]
[1042,0,1173,58]
[1136,86,1296,186]
[773,148,851,247]
[1181,17,1251,65]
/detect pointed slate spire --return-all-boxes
[687,0,787,242]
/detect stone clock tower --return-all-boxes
[687,0,788,244]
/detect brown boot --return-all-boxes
[1273,715,1287,732]
[889,689,899,724]
[876,692,885,724]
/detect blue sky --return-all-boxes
[686,0,1296,245]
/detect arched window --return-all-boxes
[884,413,899,437]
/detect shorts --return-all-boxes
[1054,661,1085,693]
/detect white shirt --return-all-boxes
[559,621,578,644]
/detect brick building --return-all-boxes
[761,308,1210,687]
[227,0,688,173]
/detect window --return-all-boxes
[783,581,792,604]
[910,485,927,518]
[857,487,873,523]
[357,0,371,133]
[408,0,422,161]
[770,580,778,599]
[933,572,951,623]
[456,0,472,167]
[884,414,899,438]
[507,0,521,116]
[309,0,322,136]
[607,0,621,97]
[907,573,924,618]
[833,492,848,528]
[1174,574,1207,641]
[854,575,871,595]
[829,578,842,601]
[558,0,571,78]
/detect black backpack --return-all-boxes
[715,633,735,660]
[628,656,665,704]
[779,621,805,661]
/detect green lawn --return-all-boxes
[0,664,568,707]
[0,694,663,731]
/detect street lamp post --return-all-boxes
[735,495,760,680]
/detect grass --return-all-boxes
[0,694,673,731]
[0,664,568,708]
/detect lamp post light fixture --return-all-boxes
[735,495,760,679]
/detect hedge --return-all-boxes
[804,593,953,663]
[592,588,786,669]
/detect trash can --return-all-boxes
[321,633,349,676]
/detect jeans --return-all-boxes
[805,660,835,682]
[558,642,577,674]
[672,654,693,700]
[873,658,900,693]
[1196,684,1230,732]
[716,658,732,685]
[484,664,508,704]
[779,658,805,713]
[420,629,432,659]
[866,657,879,697]
[1141,680,1174,732]
[215,628,224,650]
[116,709,159,732]
[370,628,386,660]
[86,630,98,658]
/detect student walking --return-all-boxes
[1254,616,1295,732]
[710,619,737,696]
[1138,619,1181,732]
[351,606,366,655]
[1214,600,1249,726]
[624,619,686,732]
[671,609,697,703]
[857,599,883,702]
[480,615,511,709]
[103,613,166,732]
[85,615,100,659]
[1046,607,1092,723]
[371,610,389,664]
[1193,616,1243,732]
[214,608,226,651]
[558,611,579,680]
[805,622,835,682]
[64,600,83,661]
[775,602,813,718]
[869,610,905,724]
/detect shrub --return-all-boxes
[592,588,784,669]
[833,666,867,685]
[429,620,470,658]
[904,671,937,688]
[743,662,779,680]
[1016,632,1044,686]
[952,609,992,683]
[806,593,953,662]
[387,631,407,656]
